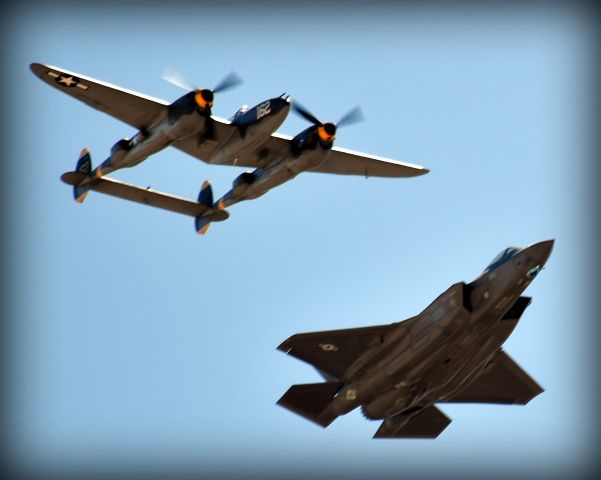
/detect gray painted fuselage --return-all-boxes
[318,240,553,428]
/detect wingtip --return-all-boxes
[60,172,72,184]
[276,336,295,353]
[29,62,50,75]
[29,62,42,75]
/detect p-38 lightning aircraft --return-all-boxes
[31,63,429,234]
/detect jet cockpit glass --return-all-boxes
[484,247,521,273]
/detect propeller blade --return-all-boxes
[213,71,243,94]
[336,106,364,128]
[291,101,322,126]
[162,67,197,92]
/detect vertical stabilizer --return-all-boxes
[198,180,214,207]
[73,148,92,203]
[276,382,344,427]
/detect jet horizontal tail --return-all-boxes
[277,382,344,428]
[374,406,451,439]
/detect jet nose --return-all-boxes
[526,239,555,266]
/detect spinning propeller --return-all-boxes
[162,68,243,112]
[291,101,364,143]
[163,68,242,139]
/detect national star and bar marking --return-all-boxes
[46,70,89,91]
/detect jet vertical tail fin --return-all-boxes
[277,382,344,428]
[73,148,93,203]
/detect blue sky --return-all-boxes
[5,2,599,478]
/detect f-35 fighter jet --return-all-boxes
[278,240,553,438]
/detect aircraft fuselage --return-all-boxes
[89,94,291,179]
[209,97,291,165]
[319,241,553,425]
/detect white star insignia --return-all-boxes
[58,75,76,87]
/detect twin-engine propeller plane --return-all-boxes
[277,240,553,438]
[31,63,430,233]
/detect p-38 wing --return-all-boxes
[31,63,428,178]
[175,132,428,178]
[30,63,233,161]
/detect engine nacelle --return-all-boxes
[109,138,132,167]
[362,389,414,420]
[231,171,256,197]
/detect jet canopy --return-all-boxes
[484,247,521,273]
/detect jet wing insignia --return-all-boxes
[30,63,169,130]
[442,350,544,405]
[277,324,394,380]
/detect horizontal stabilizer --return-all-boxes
[61,171,230,222]
[277,382,344,428]
[441,350,543,405]
[374,406,451,439]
